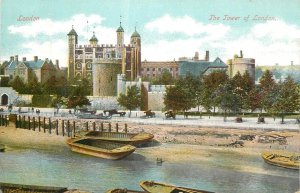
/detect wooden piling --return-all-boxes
[73,121,76,137]
[56,119,59,135]
[62,120,65,136]
[125,123,128,133]
[108,123,111,132]
[33,117,36,131]
[116,123,118,133]
[67,120,70,137]
[43,117,46,133]
[93,122,96,131]
[101,122,104,132]
[23,116,26,129]
[49,118,51,134]
[86,122,88,131]
[38,116,41,132]
[28,116,31,130]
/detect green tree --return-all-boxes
[164,84,193,113]
[201,71,228,114]
[9,76,26,94]
[270,76,300,123]
[117,85,141,117]
[152,69,176,85]
[259,70,276,112]
[215,80,239,121]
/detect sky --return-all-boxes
[1,0,300,67]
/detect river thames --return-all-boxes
[0,144,299,193]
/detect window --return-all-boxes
[170,68,173,71]
[152,68,155,71]
[158,68,161,71]
[147,68,149,71]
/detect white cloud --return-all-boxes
[8,14,105,38]
[145,14,230,39]
[21,39,68,67]
[143,16,300,66]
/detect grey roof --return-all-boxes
[131,30,140,38]
[179,57,227,76]
[67,28,78,36]
[116,25,124,32]
[7,60,46,70]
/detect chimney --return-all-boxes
[15,55,18,62]
[240,50,243,58]
[205,50,209,61]
[22,57,26,61]
[193,52,199,61]
[34,56,38,62]
[10,56,14,61]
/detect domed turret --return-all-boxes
[89,31,98,46]
[130,27,141,48]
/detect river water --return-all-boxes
[0,144,299,193]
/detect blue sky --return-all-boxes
[1,0,300,66]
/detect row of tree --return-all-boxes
[8,76,92,108]
[164,70,300,122]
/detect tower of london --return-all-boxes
[67,22,141,97]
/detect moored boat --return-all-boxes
[140,181,215,193]
[0,182,68,193]
[261,150,300,170]
[106,188,146,193]
[67,138,136,160]
[75,131,154,146]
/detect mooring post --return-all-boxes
[125,123,128,133]
[101,122,104,132]
[116,123,119,133]
[67,120,70,137]
[86,122,88,131]
[43,117,46,133]
[62,120,65,136]
[56,119,59,135]
[93,122,96,131]
[28,116,31,130]
[73,121,76,137]
[108,123,111,132]
[15,116,18,128]
[38,116,41,132]
[19,115,21,128]
[23,116,26,129]
[0,115,2,126]
[33,117,36,131]
[6,115,9,127]
[49,118,52,134]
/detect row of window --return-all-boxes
[142,67,178,72]
[143,73,178,77]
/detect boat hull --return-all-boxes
[140,181,214,193]
[262,151,300,170]
[106,189,146,193]
[67,138,136,160]
[76,131,154,146]
[0,182,68,193]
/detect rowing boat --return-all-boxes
[106,188,146,193]
[261,150,300,170]
[140,181,215,193]
[0,182,68,193]
[75,131,154,146]
[67,138,136,160]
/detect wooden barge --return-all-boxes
[67,138,136,160]
[75,131,154,146]
[262,150,300,170]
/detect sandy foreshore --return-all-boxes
[1,119,299,158]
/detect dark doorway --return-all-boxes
[1,94,8,105]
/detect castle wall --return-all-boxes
[87,96,119,110]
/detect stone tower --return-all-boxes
[130,27,141,80]
[67,26,78,82]
[116,21,124,58]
